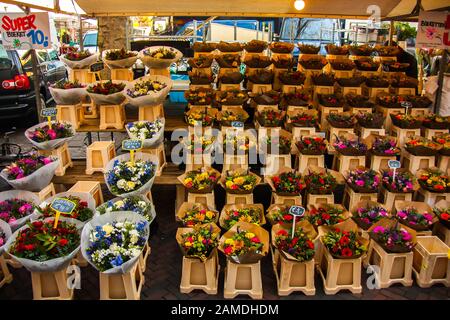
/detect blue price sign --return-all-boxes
[122,139,143,151]
[50,198,76,215]
[41,108,57,117]
[388,160,401,169]
[289,206,305,217]
[231,121,244,128]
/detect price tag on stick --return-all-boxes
[122,139,143,165]
[231,121,244,128]
[289,205,305,238]
[388,160,401,180]
[50,198,76,228]
[41,107,57,128]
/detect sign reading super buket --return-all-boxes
[0,12,51,50]
[416,10,450,49]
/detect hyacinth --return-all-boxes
[5,155,55,180]
[0,199,35,225]
[382,170,415,193]
[28,122,73,143]
[346,168,380,192]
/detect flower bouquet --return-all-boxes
[217,41,244,53]
[243,55,273,69]
[349,45,373,57]
[345,167,380,193]
[408,95,432,108]
[295,136,327,155]
[365,134,401,156]
[433,200,450,229]
[283,91,311,107]
[139,46,182,69]
[433,133,450,156]
[222,132,255,155]
[422,114,450,129]
[96,195,156,223]
[354,58,380,71]
[394,201,435,232]
[325,44,349,55]
[368,219,416,253]
[87,80,127,105]
[417,167,450,193]
[382,61,410,73]
[266,204,305,226]
[244,40,268,53]
[247,69,274,84]
[188,56,214,69]
[216,90,248,106]
[351,200,389,230]
[25,121,75,150]
[345,93,374,109]
[307,203,348,228]
[303,167,341,195]
[298,43,320,54]
[49,80,87,105]
[0,154,59,192]
[390,113,423,129]
[192,42,217,53]
[178,167,220,194]
[185,88,215,105]
[278,71,306,85]
[104,153,158,197]
[219,204,265,230]
[355,112,385,129]
[269,42,295,54]
[176,223,220,262]
[267,169,305,196]
[219,221,269,264]
[125,75,172,107]
[381,168,418,193]
[126,119,164,148]
[0,219,11,255]
[390,76,418,89]
[81,212,149,273]
[405,136,441,156]
[256,109,285,127]
[260,132,292,155]
[366,76,390,88]
[327,112,355,128]
[60,50,98,69]
[221,169,260,194]
[336,76,366,87]
[5,218,82,272]
[271,56,295,69]
[374,46,400,57]
[298,56,328,70]
[217,109,249,127]
[311,73,335,86]
[287,110,318,128]
[330,59,355,71]
[216,54,241,69]
[332,134,368,156]
[272,221,317,262]
[318,94,344,107]
[252,90,281,105]
[184,108,217,127]
[183,134,216,153]
[102,49,138,69]
[219,71,244,84]
[377,94,408,108]
[0,190,39,231]
[322,228,368,259]
[176,202,219,227]
[35,192,95,223]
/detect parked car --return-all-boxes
[83,30,99,53]
[0,47,67,124]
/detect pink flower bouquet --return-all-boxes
[25,121,75,150]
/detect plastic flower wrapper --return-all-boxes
[217,109,249,127]
[255,109,285,127]
[259,129,292,155]
[126,118,165,148]
[0,154,59,192]
[49,80,87,105]
[318,93,344,107]
[139,46,183,69]
[286,109,318,127]
[295,136,327,155]
[244,40,268,53]
[278,71,306,85]
[96,195,156,224]
[348,45,373,56]
[178,167,220,194]
[405,135,441,156]
[394,201,436,232]
[351,200,390,230]
[417,167,450,193]
[25,121,75,150]
[0,190,39,231]
[220,168,260,194]
[368,218,417,253]
[303,165,344,195]
[344,166,381,193]
[33,192,96,224]
[433,200,450,229]
[266,167,305,196]
[355,112,385,129]
[354,58,380,71]
[326,112,355,128]
[298,43,320,54]
[219,204,265,230]
[332,133,368,156]
[87,80,127,105]
[60,50,99,69]
[364,134,401,156]
[381,168,418,193]
[176,223,220,262]
[125,75,172,107]
[81,211,149,274]
[216,90,248,106]
[0,219,11,255]
[266,204,306,226]
[319,219,369,259]
[390,112,423,129]
[104,153,158,197]
[176,202,219,227]
[102,49,138,69]
[5,217,82,272]
[422,113,450,130]
[272,221,317,262]
[307,203,350,229]
[325,44,349,55]
[218,221,269,264]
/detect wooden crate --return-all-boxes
[287,105,310,113]
[224,260,263,299]
[138,104,164,122]
[189,84,212,90]
[365,240,413,288]
[376,106,405,132]
[251,83,272,94]
[412,236,450,288]
[306,193,334,207]
[379,188,413,212]
[332,69,354,79]
[38,142,73,176]
[340,86,363,96]
[81,101,98,120]
[433,222,450,247]
[31,266,74,300]
[373,56,397,63]
[34,183,56,202]
[410,108,430,117]
[272,193,302,206]
[282,84,304,94]
[313,85,335,102]
[291,127,316,138]
[187,192,215,210]
[223,154,249,172]
[296,154,324,174]
[56,103,84,130]
[99,103,125,130]
[141,144,167,177]
[415,188,450,207]
[255,104,279,113]
[219,83,241,91]
[86,141,116,175]
[342,186,378,211]
[68,68,95,83]
[362,86,390,101]
[332,153,366,174]
[68,181,104,207]
[138,242,151,272]
[110,68,133,81]
[401,151,435,175]
[263,154,292,176]
[149,67,170,77]
[226,193,253,205]
[180,249,219,295]
[99,262,144,300]
[391,126,421,148]
[438,155,450,172]
[369,154,396,172]
[0,255,12,289]
[392,87,416,96]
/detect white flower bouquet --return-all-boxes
[95,195,156,224]
[125,118,165,148]
[139,46,183,69]
[125,75,172,107]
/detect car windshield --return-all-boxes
[0,46,12,71]
[83,33,97,47]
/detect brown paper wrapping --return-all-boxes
[307,203,352,227]
[219,203,266,230]
[177,167,221,194]
[265,167,303,196]
[394,201,437,231]
[185,106,218,117]
[219,168,261,194]
[286,109,318,127]
[266,204,292,226]
[363,134,398,150]
[176,222,221,262]
[176,202,219,225]
[415,167,450,193]
[381,168,420,193]
[302,165,345,185]
[350,200,390,230]
[343,166,382,194]
[293,134,329,155]
[217,108,249,124]
[367,218,417,253]
[218,221,269,264]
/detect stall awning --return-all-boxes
[387,0,449,18]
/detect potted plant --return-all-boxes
[377,94,409,108]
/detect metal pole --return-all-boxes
[202,22,206,42]
[434,51,449,115]
[255,21,259,40]
[31,50,44,122]
[233,20,237,41]
[79,15,83,49]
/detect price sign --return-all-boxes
[401,101,412,114]
[388,160,401,180]
[89,61,105,73]
[50,198,76,228]
[289,205,305,238]
[316,132,326,139]
[122,139,143,164]
[231,121,244,128]
[41,107,57,128]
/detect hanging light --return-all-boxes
[294,0,305,11]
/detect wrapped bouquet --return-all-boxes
[345,93,374,109]
[125,75,172,106]
[326,112,355,128]
[221,169,260,194]
[381,169,417,193]
[394,201,435,232]
[349,45,373,56]
[417,168,450,193]
[178,167,220,194]
[365,135,401,156]
[377,93,409,108]
[96,195,156,223]
[271,56,295,69]
[311,73,335,86]
[303,168,339,195]
[330,59,355,71]
[0,190,39,231]
[252,90,281,105]
[126,119,165,148]
[183,134,216,153]
[216,90,248,106]
[216,54,241,69]
[60,50,98,69]
[49,80,87,105]
[298,56,328,70]
[351,200,389,230]
[87,80,127,105]
[336,76,366,87]
[188,56,214,69]
[390,113,422,129]
[307,203,348,228]
[405,136,441,156]
[278,71,306,85]
[219,204,265,230]
[318,94,344,107]
[35,193,95,223]
[217,109,249,127]
[325,44,349,55]
[176,223,220,262]
[298,43,320,54]
[266,204,305,226]
[269,42,295,54]
[287,110,318,127]
[295,136,327,155]
[244,40,268,53]
[176,202,218,227]
[185,88,215,105]
[139,46,182,69]
[433,200,450,228]
[332,134,368,156]
[272,222,317,262]
[256,109,285,127]
[268,169,305,196]
[422,114,450,129]
[243,55,273,69]
[247,69,274,84]
[103,49,138,69]
[25,121,75,150]
[355,112,384,129]
[222,132,255,155]
[345,167,380,193]
[322,227,368,259]
[369,219,416,253]
[261,133,292,155]
[354,58,380,71]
